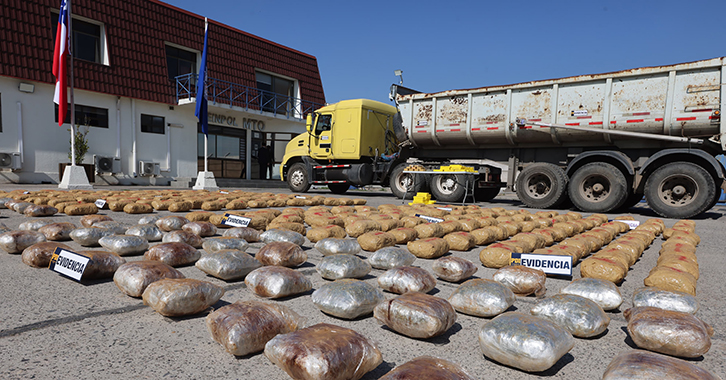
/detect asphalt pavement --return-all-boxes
[0,185,724,379]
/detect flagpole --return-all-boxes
[68,0,76,167]
[203,17,209,174]
[193,16,217,191]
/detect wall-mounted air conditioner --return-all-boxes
[94,155,121,174]
[0,152,21,170]
[139,161,160,176]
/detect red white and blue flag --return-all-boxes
[195,18,209,135]
[53,0,69,126]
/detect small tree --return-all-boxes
[68,125,90,165]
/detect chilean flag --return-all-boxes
[52,0,69,126]
[195,18,209,135]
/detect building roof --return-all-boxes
[0,0,325,105]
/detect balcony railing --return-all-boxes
[175,73,324,119]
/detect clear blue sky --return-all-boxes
[164,0,726,105]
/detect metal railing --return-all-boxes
[175,73,323,119]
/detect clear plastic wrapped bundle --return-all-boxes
[38,222,76,241]
[70,227,116,247]
[625,306,713,358]
[0,230,46,254]
[92,221,128,235]
[223,227,261,242]
[143,242,200,267]
[255,241,307,267]
[206,300,305,356]
[155,215,190,231]
[142,278,224,316]
[202,237,249,253]
[478,312,575,372]
[632,287,699,314]
[602,350,721,380]
[493,265,546,297]
[80,214,114,227]
[374,292,456,338]
[245,266,311,299]
[138,215,161,225]
[379,356,475,380]
[18,219,54,231]
[431,256,478,282]
[264,323,382,380]
[448,278,515,317]
[368,247,416,270]
[378,266,436,294]
[99,234,149,256]
[195,250,261,281]
[125,224,163,242]
[77,250,126,279]
[113,260,185,297]
[23,205,58,217]
[314,238,362,256]
[312,279,384,319]
[317,254,371,280]
[530,294,610,338]
[260,228,305,246]
[21,242,71,268]
[163,230,203,248]
[560,278,623,311]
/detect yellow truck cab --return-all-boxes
[281,99,401,194]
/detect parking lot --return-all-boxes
[0,185,724,379]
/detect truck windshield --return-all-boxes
[314,114,332,135]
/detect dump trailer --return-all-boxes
[282,57,726,218]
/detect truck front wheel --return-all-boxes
[287,163,311,193]
[568,162,627,213]
[644,162,717,219]
[515,163,568,209]
[430,174,467,203]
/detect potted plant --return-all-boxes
[59,125,95,182]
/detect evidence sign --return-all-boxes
[221,213,252,228]
[613,220,640,229]
[510,253,572,276]
[415,214,444,223]
[49,248,90,281]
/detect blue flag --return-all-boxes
[195,19,209,135]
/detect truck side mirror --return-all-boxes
[306,114,313,133]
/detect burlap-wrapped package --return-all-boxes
[346,220,382,238]
[407,237,449,259]
[414,223,445,239]
[306,225,347,243]
[64,203,99,215]
[644,266,697,296]
[388,227,418,244]
[443,232,476,251]
[357,231,396,252]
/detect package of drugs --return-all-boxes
[406,237,449,259]
[142,278,224,317]
[602,350,721,380]
[560,278,623,311]
[443,232,476,251]
[311,279,384,319]
[448,278,515,317]
[255,241,307,267]
[202,237,250,253]
[580,256,628,284]
[38,222,76,241]
[144,242,200,267]
[379,356,475,380]
[181,221,217,237]
[530,294,610,338]
[374,292,456,338]
[184,211,215,222]
[317,254,371,280]
[0,230,47,254]
[493,265,546,297]
[98,235,149,256]
[69,227,115,247]
[479,312,574,372]
[306,225,347,243]
[264,323,381,380]
[367,247,417,270]
[377,266,436,294]
[23,205,58,217]
[195,250,261,281]
[10,201,34,213]
[345,220,383,238]
[625,306,712,357]
[113,260,185,297]
[260,229,305,246]
[93,221,128,235]
[124,224,162,242]
[632,287,699,314]
[64,203,99,215]
[413,223,445,239]
[478,245,514,269]
[206,300,304,356]
[307,215,345,228]
[644,266,697,296]
[385,227,416,244]
[77,250,126,279]
[123,203,153,214]
[245,266,312,299]
[314,238,361,256]
[155,216,190,231]
[357,231,396,252]
[223,227,261,242]
[18,219,53,231]
[162,230,202,248]
[21,242,71,268]
[167,201,193,212]
[431,256,477,283]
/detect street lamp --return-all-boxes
[394,69,403,85]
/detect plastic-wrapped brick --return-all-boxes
[431,256,477,282]
[312,279,384,319]
[0,230,47,254]
[378,266,436,294]
[125,224,163,242]
[163,230,203,248]
[260,229,305,246]
[374,292,456,339]
[245,266,311,299]
[625,306,712,358]
[223,227,261,242]
[560,278,623,311]
[255,242,307,267]
[70,227,116,247]
[144,242,201,267]
[448,279,515,317]
[493,265,546,297]
[18,219,54,231]
[38,222,76,241]
[113,260,185,297]
[77,250,126,279]
[602,350,721,380]
[142,278,224,316]
[21,242,71,268]
[195,250,261,281]
[317,254,371,280]
[379,356,475,380]
[632,287,698,314]
[368,247,416,270]
[314,238,361,256]
[99,235,149,256]
[202,237,249,253]
[530,294,610,338]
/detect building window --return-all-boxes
[51,14,105,64]
[141,114,165,134]
[166,45,197,82]
[256,72,295,115]
[54,104,109,128]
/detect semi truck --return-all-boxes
[281,57,726,219]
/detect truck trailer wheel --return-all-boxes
[389,164,426,199]
[515,163,568,209]
[430,174,467,203]
[287,163,311,193]
[328,183,349,194]
[644,162,717,219]
[568,162,627,213]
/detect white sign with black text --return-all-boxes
[415,214,444,223]
[509,253,572,276]
[49,248,90,282]
[222,213,252,228]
